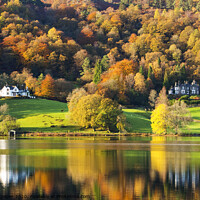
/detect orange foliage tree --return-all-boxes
[99,59,138,103]
[87,11,96,21]
[101,59,138,84]
[78,27,94,45]
[39,74,55,98]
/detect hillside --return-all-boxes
[0,0,200,107]
[0,98,199,134]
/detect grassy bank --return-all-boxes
[0,98,199,135]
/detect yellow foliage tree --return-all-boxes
[151,104,169,134]
[134,73,147,94]
[154,9,160,19]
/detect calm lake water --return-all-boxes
[1,136,200,199]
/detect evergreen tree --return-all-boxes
[38,73,44,83]
[158,57,161,66]
[148,65,153,79]
[163,70,170,90]
[100,55,110,71]
[180,64,186,82]
[35,73,44,96]
[139,65,144,75]
[93,59,102,84]
[81,57,90,75]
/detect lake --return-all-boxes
[0,136,200,199]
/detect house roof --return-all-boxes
[5,86,15,90]
[4,85,20,90]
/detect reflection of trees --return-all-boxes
[8,169,79,198]
[67,139,200,200]
[67,146,150,200]
[150,137,200,199]
[0,153,78,197]
[2,138,200,199]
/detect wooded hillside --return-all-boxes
[0,0,200,105]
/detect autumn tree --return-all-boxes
[134,73,147,94]
[73,49,88,69]
[102,59,138,83]
[154,9,160,19]
[148,89,157,109]
[24,76,37,94]
[151,100,191,135]
[70,94,124,132]
[155,86,168,107]
[168,100,192,134]
[151,104,169,134]
[67,88,88,112]
[40,74,55,98]
[54,79,74,101]
[10,68,33,88]
[78,27,94,45]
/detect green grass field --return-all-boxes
[123,109,152,133]
[183,107,200,134]
[0,98,82,133]
[0,98,200,134]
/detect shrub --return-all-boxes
[0,104,19,135]
[189,95,200,100]
[179,95,189,101]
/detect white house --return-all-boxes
[0,86,30,97]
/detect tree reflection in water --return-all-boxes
[0,138,200,199]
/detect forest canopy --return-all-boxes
[0,0,200,105]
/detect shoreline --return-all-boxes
[1,132,200,137]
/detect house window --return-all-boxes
[7,88,9,91]
[7,92,9,95]
[192,90,196,94]
[181,90,185,94]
